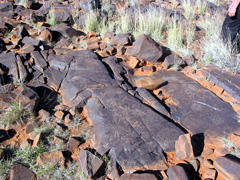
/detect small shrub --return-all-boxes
[196,0,207,15]
[222,137,240,158]
[48,10,57,26]
[83,10,99,32]
[182,0,195,20]
[0,101,33,128]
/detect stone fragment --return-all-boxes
[111,33,133,46]
[31,51,48,72]
[166,165,190,180]
[201,148,214,158]
[203,168,216,180]
[125,34,163,63]
[10,164,36,180]
[79,149,104,178]
[182,55,195,66]
[50,23,84,38]
[128,56,139,68]
[20,43,35,54]
[163,54,185,69]
[0,2,13,12]
[32,133,44,147]
[25,123,40,134]
[16,25,29,39]
[214,156,240,180]
[22,37,41,46]
[66,137,82,152]
[86,42,99,50]
[141,70,240,139]
[175,134,194,160]
[54,110,64,119]
[16,55,28,82]
[132,76,163,90]
[38,109,50,120]
[37,151,64,165]
[119,173,158,180]
[38,29,52,43]
[50,5,72,23]
[0,21,8,35]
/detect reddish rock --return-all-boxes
[54,110,64,119]
[132,75,163,90]
[38,109,50,120]
[203,168,216,180]
[10,164,36,180]
[37,151,64,166]
[214,156,240,180]
[38,29,52,43]
[201,148,214,158]
[32,133,44,147]
[99,42,107,50]
[128,56,139,68]
[166,165,190,180]
[175,134,194,160]
[126,34,163,63]
[86,42,99,50]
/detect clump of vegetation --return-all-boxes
[0,101,34,128]
[222,137,240,158]
[48,9,58,26]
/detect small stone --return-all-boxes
[117,46,126,55]
[54,111,64,119]
[25,123,38,134]
[175,133,194,160]
[20,43,35,54]
[203,168,216,180]
[32,133,44,147]
[37,151,64,166]
[78,149,104,178]
[67,137,82,152]
[141,66,155,72]
[86,42,99,50]
[201,148,214,158]
[166,165,190,180]
[99,42,107,50]
[38,29,52,43]
[128,56,139,68]
[87,31,97,38]
[16,25,29,39]
[214,156,240,180]
[38,109,50,120]
[10,163,36,180]
[64,114,72,125]
[163,54,185,69]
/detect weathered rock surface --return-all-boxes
[10,163,36,180]
[130,70,240,139]
[79,149,104,178]
[166,165,190,180]
[175,134,194,160]
[214,156,240,180]
[125,34,163,63]
[58,50,184,172]
[119,172,158,180]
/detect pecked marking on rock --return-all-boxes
[135,70,240,139]
[58,50,184,172]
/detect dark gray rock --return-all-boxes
[137,70,240,139]
[50,23,84,38]
[214,156,240,180]
[22,37,41,46]
[166,165,190,180]
[16,25,29,39]
[163,54,185,69]
[0,2,13,12]
[79,149,104,178]
[31,51,48,72]
[111,33,133,46]
[10,164,36,180]
[0,52,18,83]
[50,5,72,23]
[59,50,184,172]
[119,172,158,180]
[126,34,163,63]
[0,21,8,35]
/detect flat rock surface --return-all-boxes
[57,50,184,172]
[198,65,240,102]
[130,70,240,139]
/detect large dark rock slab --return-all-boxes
[166,165,190,180]
[125,34,163,63]
[214,156,240,180]
[131,70,240,139]
[10,163,36,180]
[59,50,184,172]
